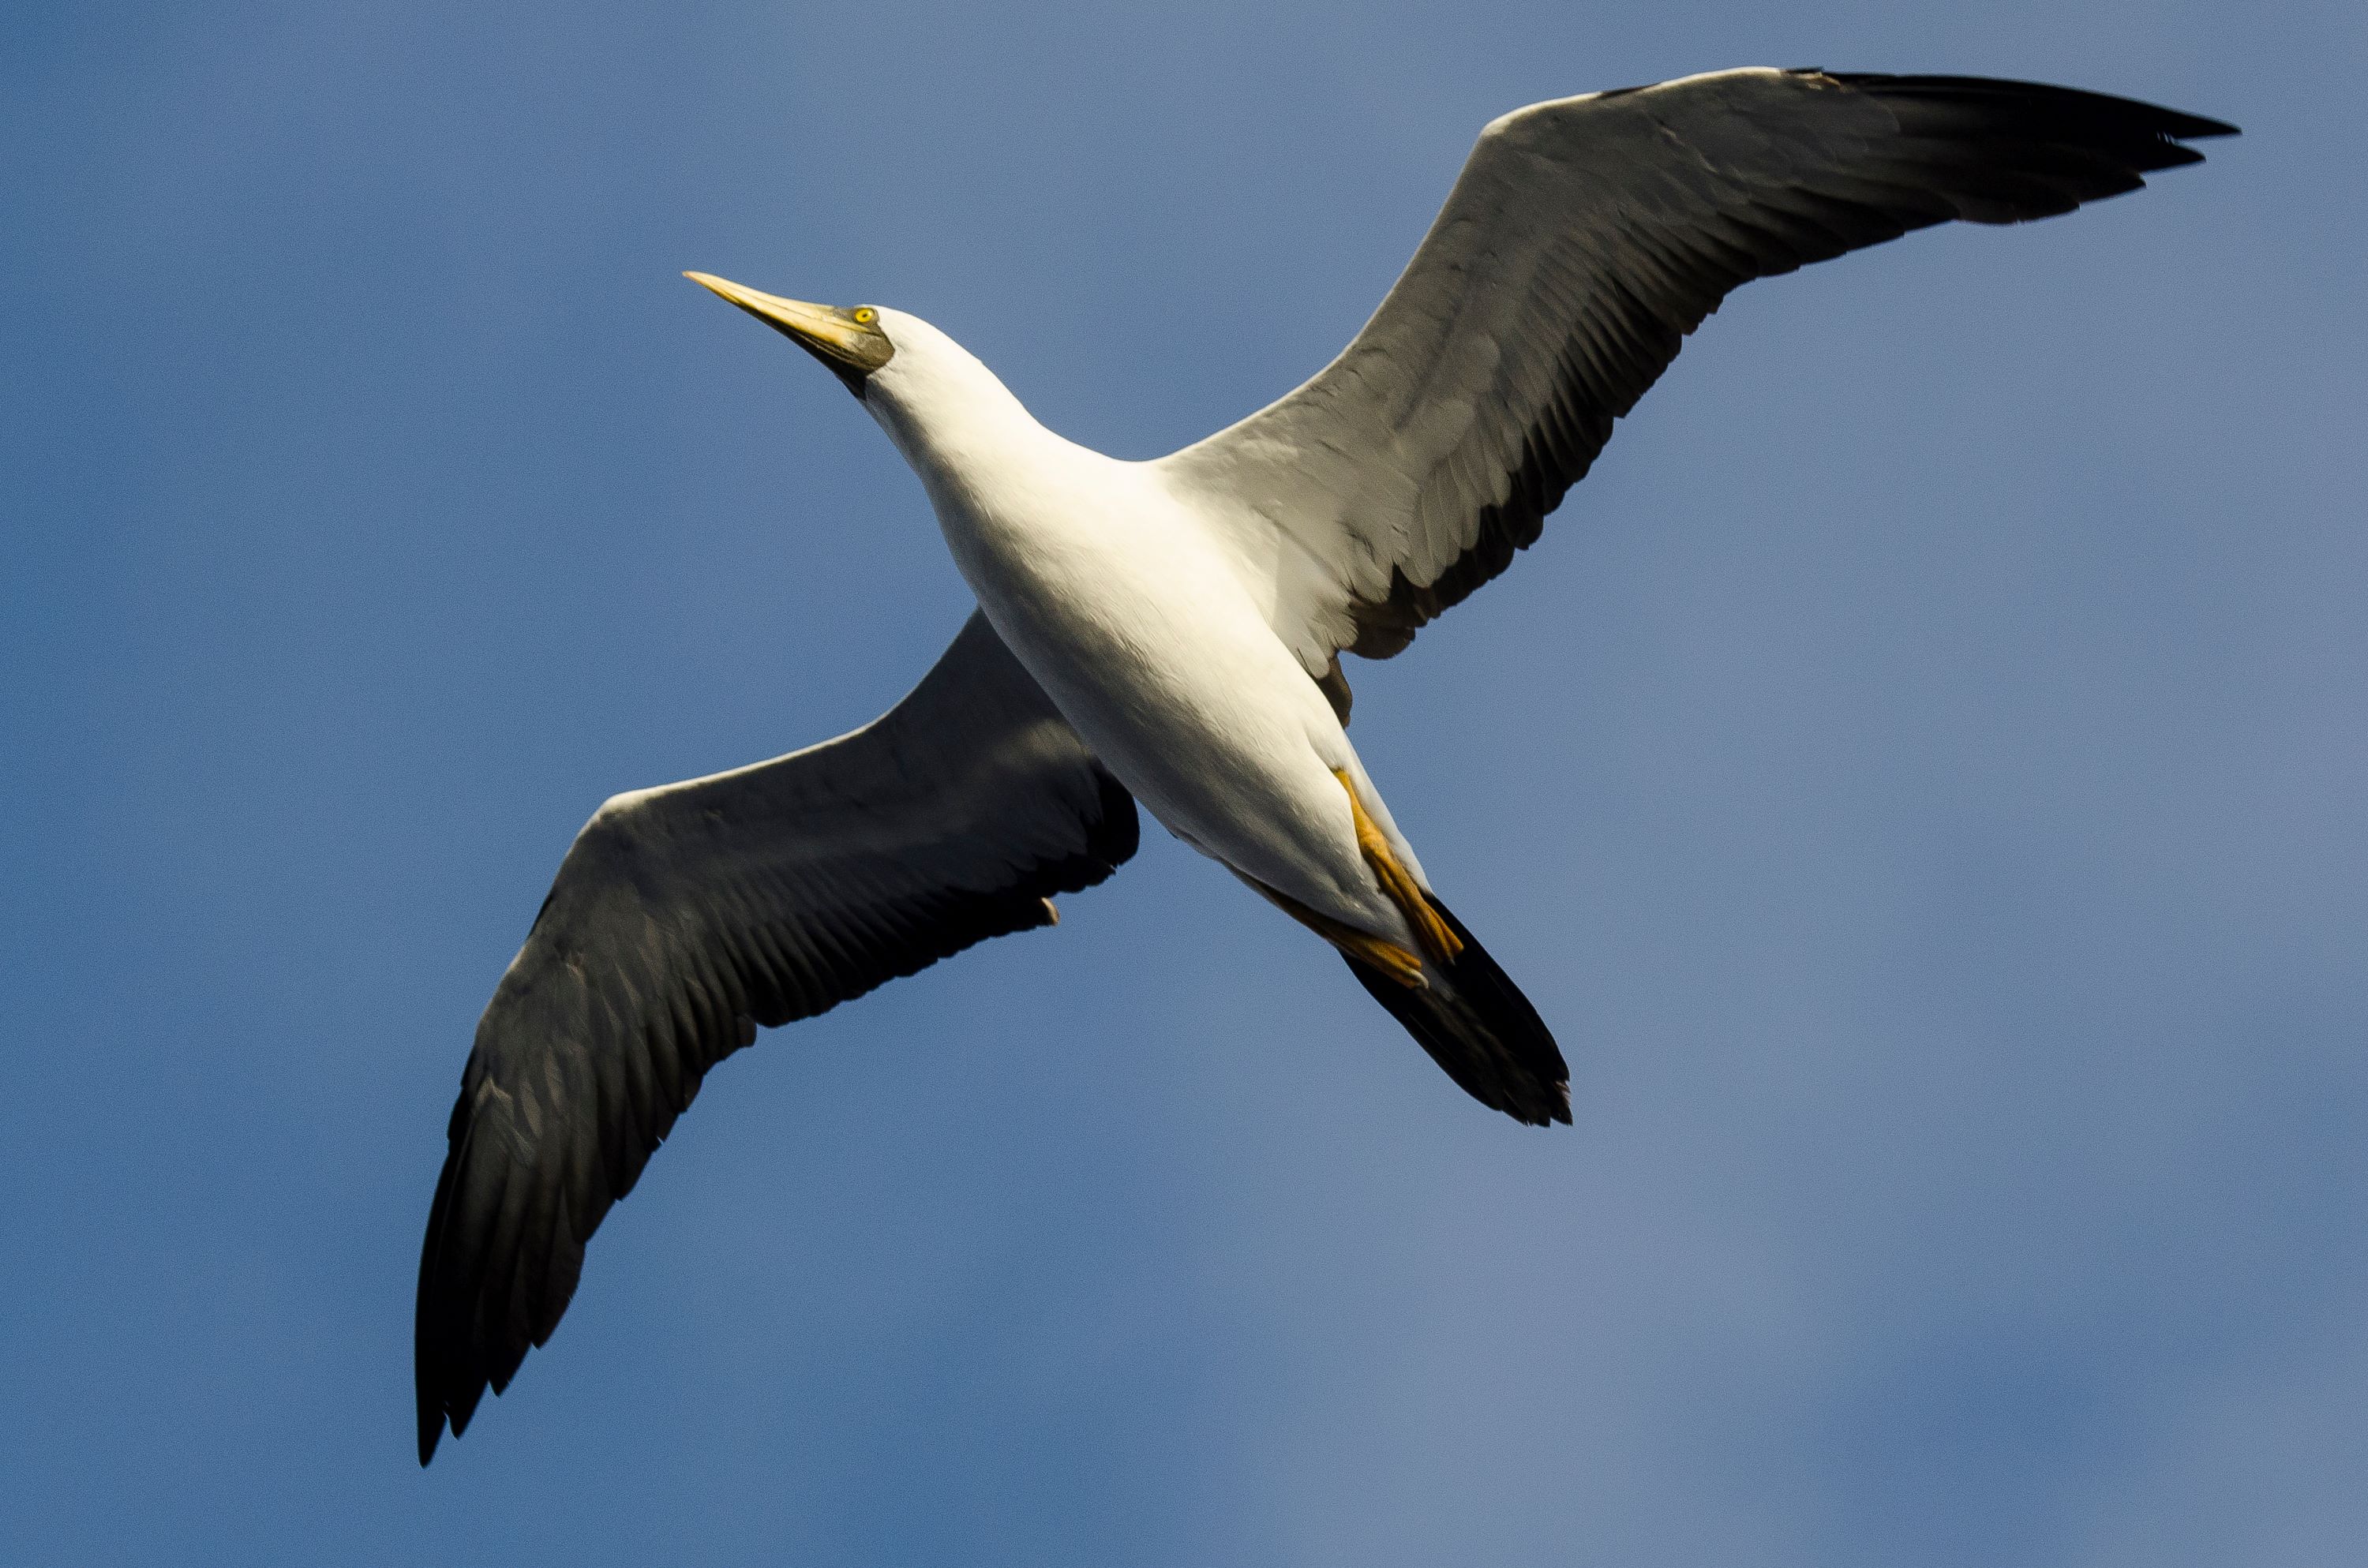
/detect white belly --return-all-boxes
[929,454,1414,940]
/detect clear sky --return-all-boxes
[4,3,2360,1564]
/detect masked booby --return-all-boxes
[416,68,2233,1461]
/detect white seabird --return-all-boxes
[416,69,2233,1461]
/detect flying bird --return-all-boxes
[415,68,2232,1461]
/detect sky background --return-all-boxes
[4,2,2361,1563]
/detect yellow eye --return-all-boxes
[852,307,875,325]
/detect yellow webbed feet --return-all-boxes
[1332,770,1463,966]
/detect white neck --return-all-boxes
[860,309,1065,487]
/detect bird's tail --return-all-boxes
[1343,892,1571,1127]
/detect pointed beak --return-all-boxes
[684,273,853,351]
[683,273,894,399]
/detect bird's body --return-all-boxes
[414,67,2235,1462]
[867,312,1420,947]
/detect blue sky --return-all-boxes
[4,2,2361,1563]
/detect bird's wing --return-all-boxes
[1160,69,2234,671]
[414,611,1137,1462]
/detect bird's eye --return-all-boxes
[852,307,876,325]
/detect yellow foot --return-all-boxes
[1330,925,1429,988]
[1333,770,1464,967]
[1234,874,1428,989]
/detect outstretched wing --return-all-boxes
[1162,69,2234,672]
[415,612,1137,1462]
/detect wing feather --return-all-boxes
[414,612,1138,1462]
[1162,68,2233,669]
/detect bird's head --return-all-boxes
[684,273,1031,471]
[684,272,896,399]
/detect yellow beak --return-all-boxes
[684,273,854,350]
[684,272,894,393]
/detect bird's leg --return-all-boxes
[1231,872,1428,988]
[1333,770,1463,967]
[1322,915,1430,988]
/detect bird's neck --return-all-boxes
[864,342,1088,521]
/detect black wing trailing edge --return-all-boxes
[414,613,1137,1463]
[1343,71,2239,658]
[1168,69,2234,672]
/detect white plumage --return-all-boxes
[415,67,2231,1462]
[865,309,1425,945]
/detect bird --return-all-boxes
[414,68,2233,1462]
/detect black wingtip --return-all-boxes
[414,1113,487,1469]
[1825,71,2238,155]
[1346,894,1571,1127]
[416,1323,451,1465]
[415,1147,455,1467]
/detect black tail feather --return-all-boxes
[1344,893,1571,1126]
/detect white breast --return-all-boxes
[856,310,1416,939]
